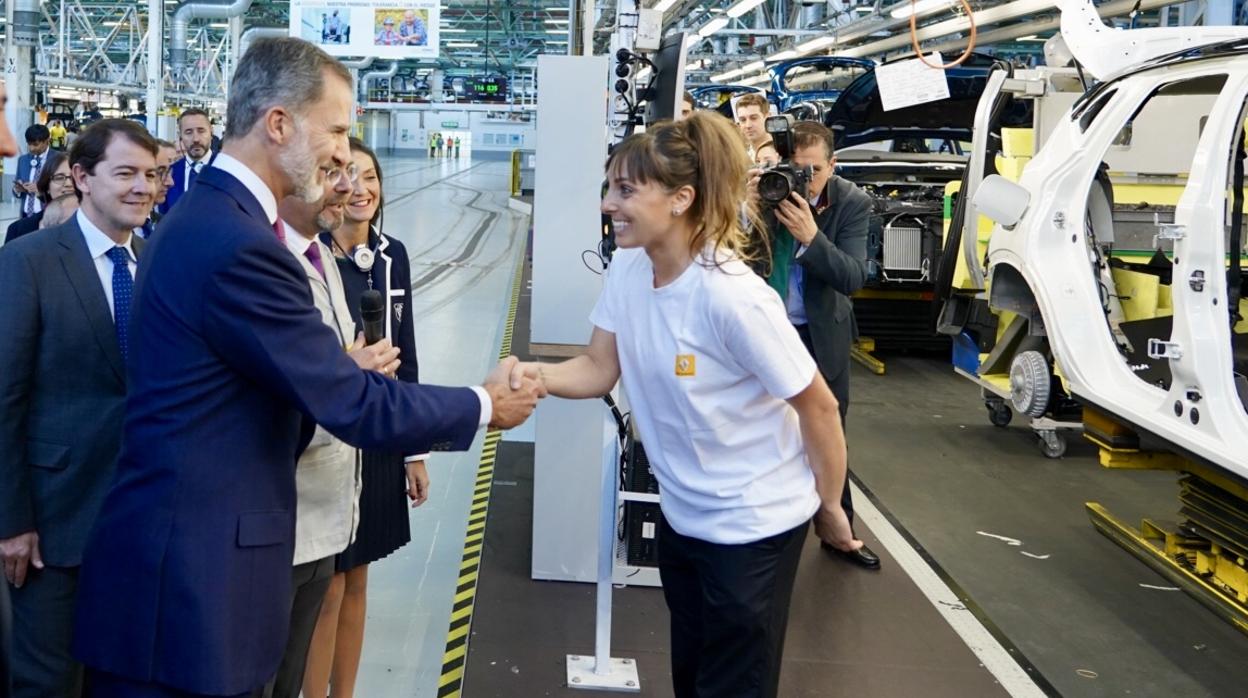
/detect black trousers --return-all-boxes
[9,564,83,698]
[658,518,808,698]
[794,323,855,522]
[252,555,335,698]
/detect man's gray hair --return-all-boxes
[226,37,351,139]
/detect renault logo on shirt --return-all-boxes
[675,354,696,377]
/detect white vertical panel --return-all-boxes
[531,54,608,346]
[530,54,611,583]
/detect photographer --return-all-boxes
[751,120,880,570]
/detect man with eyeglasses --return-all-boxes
[256,160,366,698]
[140,139,179,237]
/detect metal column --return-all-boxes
[146,0,165,138]
[5,0,37,201]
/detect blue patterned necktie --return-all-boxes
[106,246,134,363]
[188,160,203,189]
[24,156,41,216]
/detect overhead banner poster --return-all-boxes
[289,0,441,60]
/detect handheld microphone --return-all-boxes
[360,289,385,346]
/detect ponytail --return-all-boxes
[605,112,766,268]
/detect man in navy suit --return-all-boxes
[156,107,214,215]
[0,118,159,698]
[10,124,50,218]
[140,139,178,238]
[0,74,24,698]
[72,38,543,697]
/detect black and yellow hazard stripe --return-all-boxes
[437,251,525,698]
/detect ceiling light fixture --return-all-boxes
[653,0,680,12]
[726,0,767,19]
[545,18,568,23]
[441,28,468,32]
[796,35,835,53]
[888,0,954,20]
[741,60,765,72]
[698,17,729,37]
[766,49,797,61]
[446,41,479,47]
[710,68,744,82]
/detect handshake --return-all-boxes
[352,340,547,431]
[483,356,546,430]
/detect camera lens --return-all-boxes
[757,171,792,204]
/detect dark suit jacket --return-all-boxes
[323,230,427,459]
[781,175,871,382]
[0,217,144,566]
[72,165,481,695]
[4,210,42,244]
[155,155,210,216]
[11,153,42,218]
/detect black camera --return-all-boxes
[756,115,812,207]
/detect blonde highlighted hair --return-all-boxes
[605,112,764,266]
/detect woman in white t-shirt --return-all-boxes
[511,112,862,697]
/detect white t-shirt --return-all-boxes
[590,247,820,545]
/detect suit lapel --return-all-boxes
[57,220,126,383]
[197,167,268,225]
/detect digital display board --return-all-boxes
[466,76,508,101]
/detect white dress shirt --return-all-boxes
[76,209,137,319]
[209,152,491,426]
[184,151,212,189]
[283,222,364,564]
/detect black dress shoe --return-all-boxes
[821,541,882,570]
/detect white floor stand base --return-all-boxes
[566,655,641,692]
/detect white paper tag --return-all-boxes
[642,522,656,539]
[874,53,951,112]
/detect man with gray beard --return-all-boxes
[72,37,543,697]
[253,161,381,698]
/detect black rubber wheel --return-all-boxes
[988,403,1013,428]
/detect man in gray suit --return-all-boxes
[0,118,160,696]
[754,120,880,569]
[258,159,396,698]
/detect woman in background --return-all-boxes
[303,138,429,698]
[5,150,74,243]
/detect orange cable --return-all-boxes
[909,0,977,69]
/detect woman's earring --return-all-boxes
[672,208,683,216]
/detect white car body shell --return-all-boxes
[986,49,1248,473]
